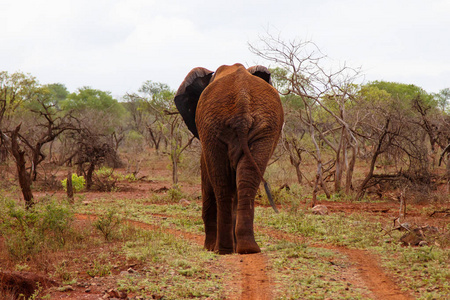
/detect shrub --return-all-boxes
[93,209,122,241]
[0,197,75,260]
[61,174,86,192]
[168,184,183,201]
[94,166,122,191]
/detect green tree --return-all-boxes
[364,81,435,110]
[434,88,450,113]
[125,81,176,152]
[0,71,38,125]
[1,72,76,207]
[61,87,124,117]
[139,81,174,110]
[44,83,69,107]
[125,81,193,185]
[355,81,449,200]
[59,87,125,190]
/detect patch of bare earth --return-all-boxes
[6,170,447,299]
[72,214,271,300]
[257,225,414,300]
[1,207,419,300]
[110,211,415,300]
[337,248,414,300]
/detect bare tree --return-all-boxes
[249,32,361,204]
[2,125,34,208]
[354,90,436,200]
[0,72,78,207]
[19,96,77,181]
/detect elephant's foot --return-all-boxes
[204,225,217,251]
[236,239,261,254]
[204,234,217,251]
[217,247,234,255]
[204,239,216,251]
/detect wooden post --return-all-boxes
[67,170,74,203]
[399,189,406,223]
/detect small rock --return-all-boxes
[58,285,74,292]
[82,201,91,206]
[312,205,328,215]
[179,198,190,207]
[400,225,439,246]
[418,240,428,246]
[399,223,411,230]
[105,289,128,299]
[85,288,91,293]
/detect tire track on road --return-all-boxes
[257,226,414,300]
[75,214,272,300]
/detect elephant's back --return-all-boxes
[196,69,283,145]
[197,69,282,120]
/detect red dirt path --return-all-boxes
[73,212,415,300]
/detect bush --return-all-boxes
[168,184,183,201]
[61,173,86,192]
[0,197,75,260]
[93,209,122,241]
[94,166,122,192]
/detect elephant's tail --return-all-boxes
[237,132,279,213]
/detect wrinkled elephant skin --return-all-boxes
[174,63,284,254]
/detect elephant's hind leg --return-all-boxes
[201,154,217,251]
[234,138,274,254]
[235,160,262,254]
[201,150,235,254]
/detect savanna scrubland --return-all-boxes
[1,37,449,299]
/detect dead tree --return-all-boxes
[2,125,34,208]
[162,111,194,185]
[249,32,361,203]
[72,132,114,190]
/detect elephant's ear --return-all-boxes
[247,65,272,85]
[174,67,214,138]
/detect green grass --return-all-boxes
[376,237,450,299]
[265,240,369,299]
[117,227,226,299]
[73,194,450,299]
[254,206,450,300]
[4,191,446,299]
[255,207,383,248]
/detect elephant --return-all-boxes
[174,63,284,254]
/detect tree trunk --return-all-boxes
[66,170,74,202]
[0,145,7,163]
[309,123,330,204]
[86,162,95,190]
[148,127,161,153]
[356,120,390,200]
[293,161,303,184]
[31,147,39,181]
[172,156,178,185]
[10,125,34,208]
[311,172,320,207]
[334,128,346,192]
[345,142,357,194]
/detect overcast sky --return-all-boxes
[2,0,449,98]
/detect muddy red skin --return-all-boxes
[175,63,284,254]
